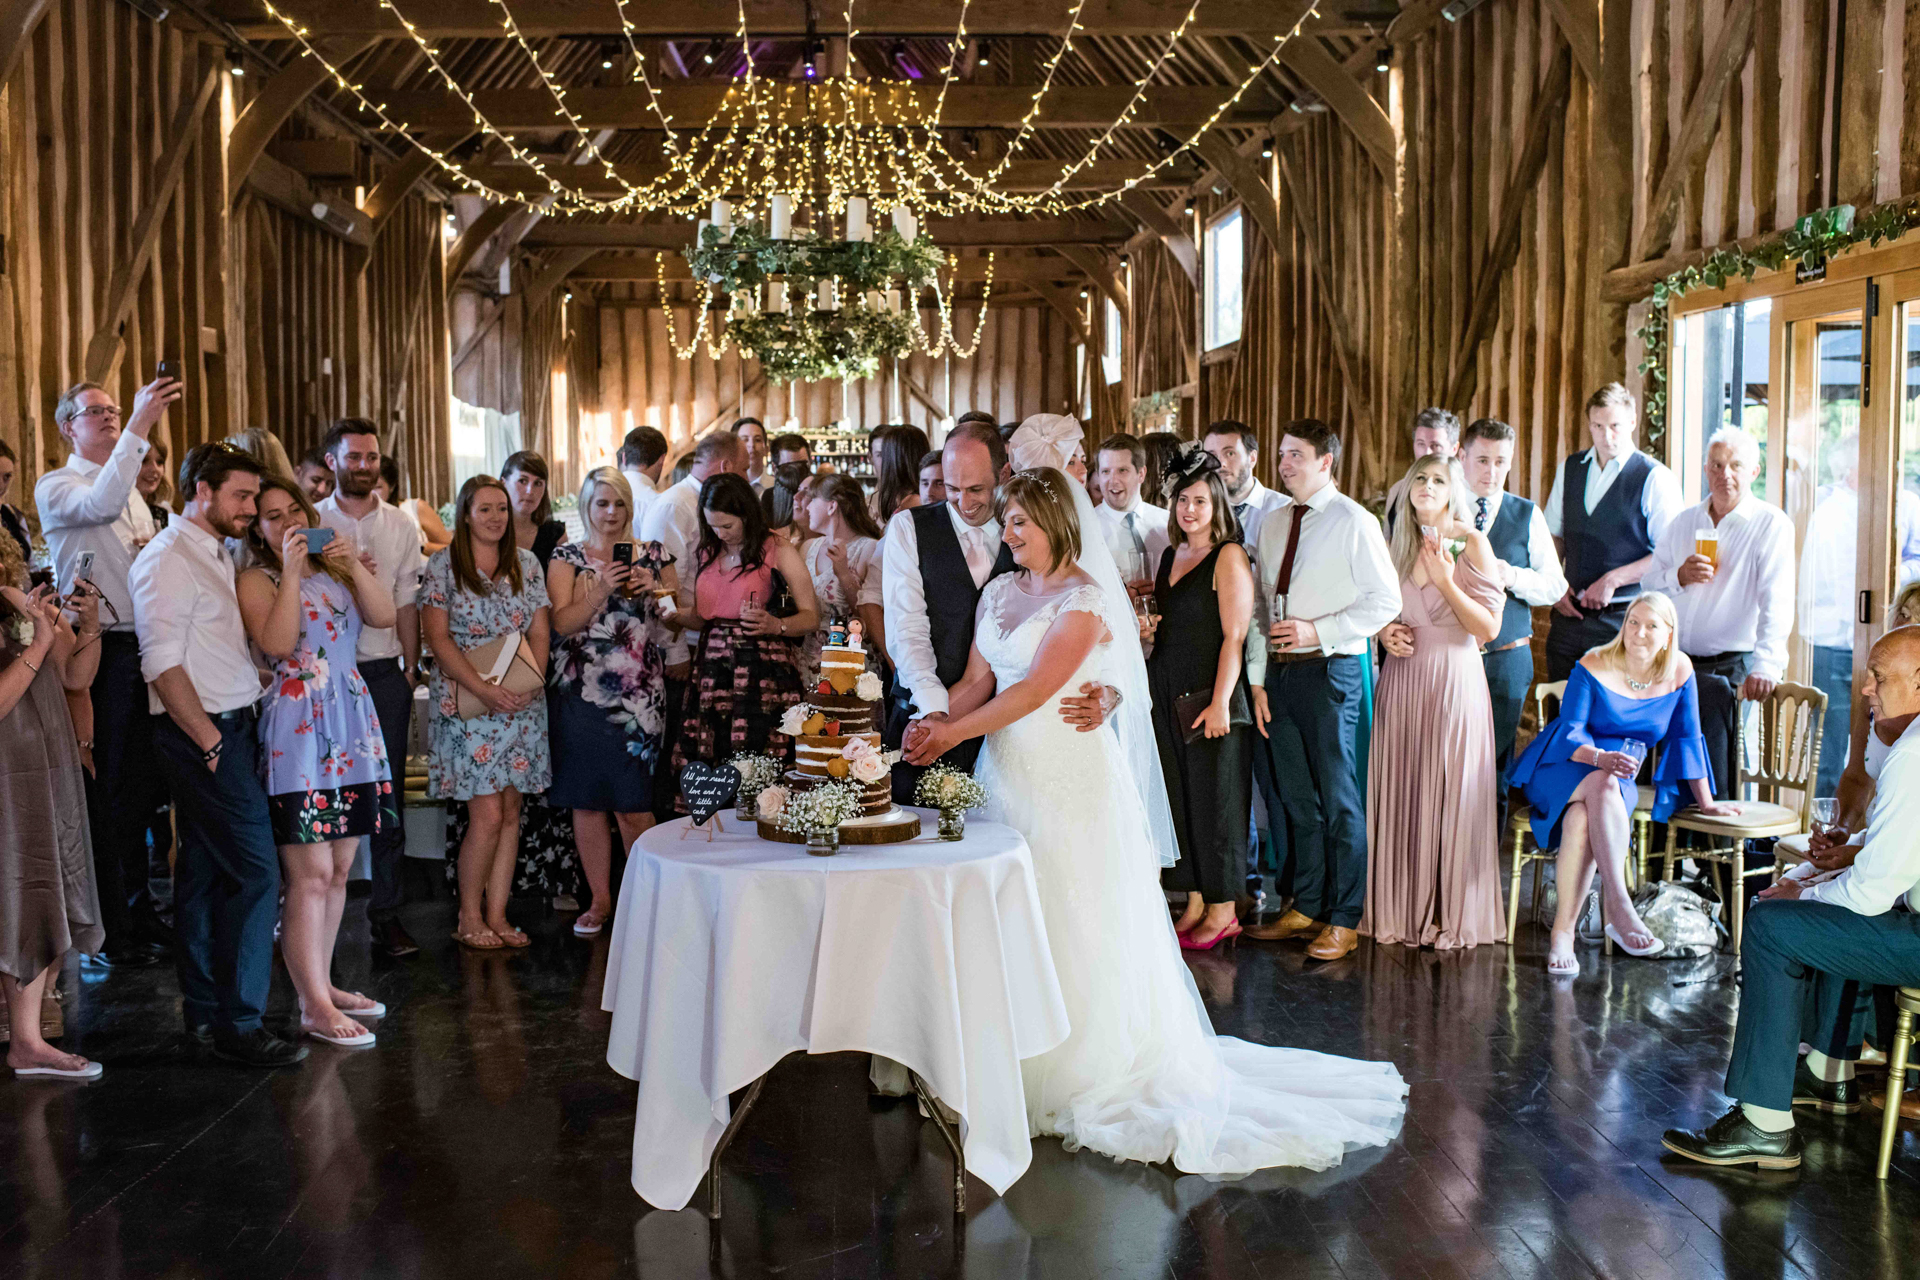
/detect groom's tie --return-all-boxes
[961,526,991,588]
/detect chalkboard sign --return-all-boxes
[679,761,741,826]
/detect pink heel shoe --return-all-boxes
[1180,920,1243,952]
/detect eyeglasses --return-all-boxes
[64,405,122,423]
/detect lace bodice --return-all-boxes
[973,574,1111,691]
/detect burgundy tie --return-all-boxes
[1274,504,1308,597]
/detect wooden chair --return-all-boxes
[1878,986,1920,1179]
[1659,681,1827,953]
[1506,682,1583,946]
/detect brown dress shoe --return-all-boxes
[1869,1089,1920,1121]
[1306,926,1358,961]
[1244,909,1322,941]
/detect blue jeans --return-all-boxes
[1257,655,1367,929]
[155,711,282,1037]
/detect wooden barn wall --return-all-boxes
[1132,0,1920,509]
[0,0,453,526]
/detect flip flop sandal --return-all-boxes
[12,1059,103,1080]
[305,1023,376,1049]
[572,913,607,937]
[452,928,504,950]
[338,996,387,1020]
[495,927,531,949]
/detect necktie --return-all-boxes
[1233,503,1251,544]
[962,527,990,588]
[1475,496,1490,532]
[1274,504,1308,597]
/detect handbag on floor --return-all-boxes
[1630,881,1724,959]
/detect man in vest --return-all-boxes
[1457,418,1567,777]
[1544,382,1684,681]
[882,421,1113,802]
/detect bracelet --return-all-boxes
[21,656,40,673]
[200,740,224,763]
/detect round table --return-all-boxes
[601,809,1069,1213]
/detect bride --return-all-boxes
[904,445,1406,1176]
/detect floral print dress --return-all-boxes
[545,541,666,813]
[257,572,396,846]
[423,547,553,800]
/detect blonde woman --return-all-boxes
[1509,592,1739,975]
[226,426,297,481]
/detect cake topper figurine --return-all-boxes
[846,618,865,649]
[827,616,849,647]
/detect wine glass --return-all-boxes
[1811,797,1838,838]
[1618,739,1650,774]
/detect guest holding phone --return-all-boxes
[1509,591,1737,974]
[1141,449,1257,950]
[670,474,820,788]
[546,467,665,937]
[802,474,887,676]
[1361,456,1507,950]
[422,476,552,950]
[236,477,395,1046]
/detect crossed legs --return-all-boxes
[1549,770,1655,972]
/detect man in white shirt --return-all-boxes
[883,422,1113,801]
[639,429,747,817]
[1383,406,1472,529]
[1090,433,1170,589]
[131,443,307,1069]
[1544,382,1685,679]
[618,424,669,538]
[1202,420,1288,553]
[732,416,773,492]
[35,376,180,967]
[1644,427,1795,800]
[1456,418,1567,778]
[1240,420,1401,961]
[313,419,427,959]
[1663,627,1920,1170]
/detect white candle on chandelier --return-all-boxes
[890,203,917,242]
[817,279,839,311]
[767,281,787,312]
[769,193,792,239]
[710,198,732,241]
[845,196,870,242]
[885,288,902,314]
[865,290,882,312]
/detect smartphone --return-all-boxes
[612,541,635,567]
[73,550,95,584]
[157,358,181,382]
[299,527,336,553]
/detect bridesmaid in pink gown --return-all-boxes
[1362,456,1509,948]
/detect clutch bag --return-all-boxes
[455,633,544,720]
[1174,684,1251,745]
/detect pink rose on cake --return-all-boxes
[841,738,878,763]
[849,754,887,784]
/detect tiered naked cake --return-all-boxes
[758,633,921,844]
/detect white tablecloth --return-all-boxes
[602,811,1070,1211]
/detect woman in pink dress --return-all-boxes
[1361,455,1508,948]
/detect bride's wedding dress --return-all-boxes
[972,572,1408,1175]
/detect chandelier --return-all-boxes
[660,197,995,383]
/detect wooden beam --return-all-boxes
[460,157,1203,196]
[1194,133,1282,256]
[444,201,521,289]
[1275,150,1373,450]
[0,0,51,87]
[522,217,1130,250]
[226,37,378,203]
[1057,245,1129,331]
[451,301,501,374]
[901,368,950,422]
[83,63,222,383]
[221,0,1350,39]
[567,251,1089,283]
[243,152,373,245]
[1443,45,1575,409]
[1633,0,1758,263]
[1278,35,1395,177]
[364,132,470,239]
[373,84,1268,132]
[1582,0,1634,389]
[1118,189,1197,282]
[525,248,596,307]
[1539,0,1600,84]
[1027,280,1092,346]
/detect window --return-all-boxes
[1670,297,1771,499]
[1204,207,1243,350]
[1101,297,1123,385]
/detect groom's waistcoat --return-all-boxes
[914,501,1015,689]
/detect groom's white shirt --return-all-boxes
[882,501,1002,718]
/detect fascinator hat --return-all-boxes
[1008,414,1085,473]
[1158,439,1222,505]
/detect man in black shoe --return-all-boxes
[131,444,306,1069]
[315,420,425,960]
[1662,627,1920,1169]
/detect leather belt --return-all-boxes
[1267,649,1328,667]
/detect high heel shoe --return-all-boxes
[1604,922,1666,958]
[1180,919,1242,951]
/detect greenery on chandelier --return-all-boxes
[1635,200,1920,448]
[728,307,918,383]
[685,221,947,295]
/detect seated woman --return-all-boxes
[1509,591,1738,975]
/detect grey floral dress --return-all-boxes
[423,547,553,800]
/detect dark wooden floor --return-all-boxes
[3,882,1918,1280]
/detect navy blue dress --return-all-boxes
[1508,663,1713,850]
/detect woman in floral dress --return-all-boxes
[546,467,665,936]
[237,477,396,1047]
[422,476,552,951]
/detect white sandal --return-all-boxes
[1546,929,1580,977]
[1605,923,1666,958]
[336,997,386,1020]
[305,1022,376,1049]
[12,1058,103,1079]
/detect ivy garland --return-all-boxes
[1634,200,1920,449]
[682,221,949,382]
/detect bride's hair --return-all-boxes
[997,467,1081,574]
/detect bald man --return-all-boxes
[1663,626,1920,1170]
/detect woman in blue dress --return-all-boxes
[1510,592,1740,975]
[238,476,398,1047]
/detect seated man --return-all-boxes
[1662,626,1920,1169]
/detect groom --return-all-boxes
[882,421,1113,802]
